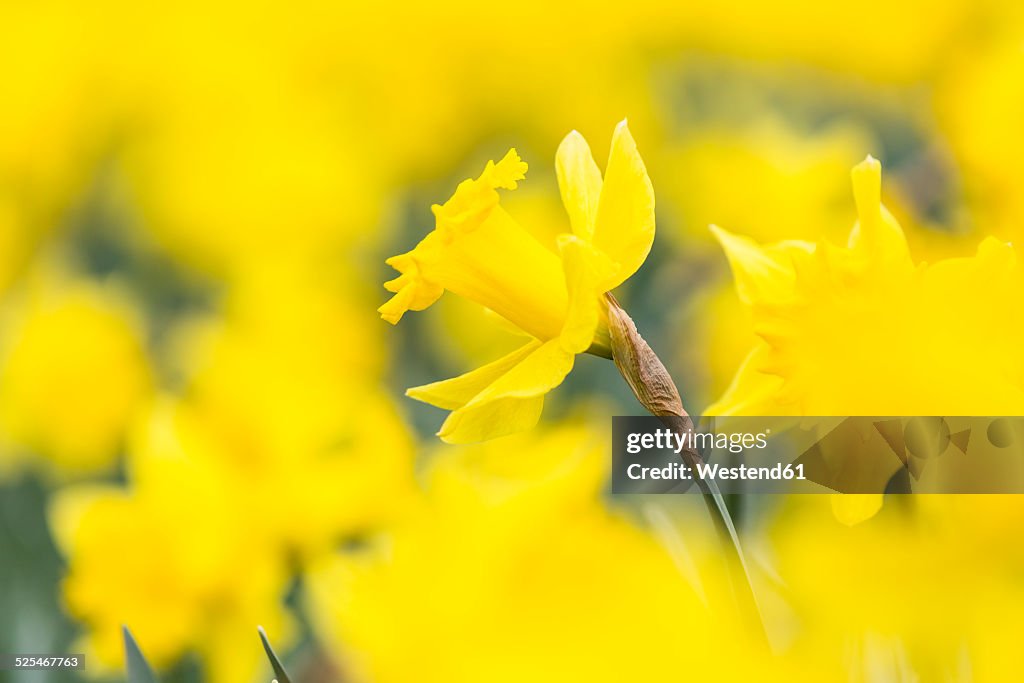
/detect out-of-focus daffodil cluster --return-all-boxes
[42,276,418,680]
[306,425,779,683]
[3,0,1024,681]
[761,495,1024,679]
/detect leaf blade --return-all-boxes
[257,626,293,683]
[122,626,158,683]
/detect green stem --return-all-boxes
[659,415,767,644]
[603,294,767,643]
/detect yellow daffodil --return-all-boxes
[379,121,655,443]
[48,267,420,678]
[937,26,1024,243]
[164,268,419,558]
[304,425,782,683]
[768,496,1024,679]
[663,118,868,249]
[708,155,1024,417]
[0,275,152,474]
[709,156,1024,523]
[50,401,293,683]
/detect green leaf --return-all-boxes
[122,626,158,683]
[257,626,292,683]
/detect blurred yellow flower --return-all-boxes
[50,400,292,683]
[126,92,381,277]
[0,3,109,291]
[380,121,655,443]
[0,276,152,474]
[936,22,1024,242]
[767,496,1024,680]
[672,0,971,84]
[306,425,775,683]
[708,156,1024,416]
[167,268,418,559]
[49,267,420,678]
[662,119,867,248]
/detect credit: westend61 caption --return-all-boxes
[612,416,1024,494]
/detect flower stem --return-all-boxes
[604,295,767,643]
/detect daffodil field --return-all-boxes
[3,2,1024,681]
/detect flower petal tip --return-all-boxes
[709,224,746,253]
[851,155,883,225]
[377,300,405,325]
[492,149,528,189]
[851,155,882,194]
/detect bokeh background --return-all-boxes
[4,1,1024,681]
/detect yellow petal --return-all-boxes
[703,345,787,416]
[592,120,655,290]
[710,225,806,306]
[924,236,1017,286]
[48,484,123,554]
[432,149,527,238]
[406,341,541,410]
[557,234,614,354]
[438,339,575,443]
[378,252,444,324]
[848,155,911,269]
[440,395,546,445]
[556,130,603,242]
[485,148,528,190]
[830,493,883,526]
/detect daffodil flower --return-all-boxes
[708,155,1024,418]
[379,121,655,443]
[709,155,1024,525]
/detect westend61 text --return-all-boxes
[627,461,806,482]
